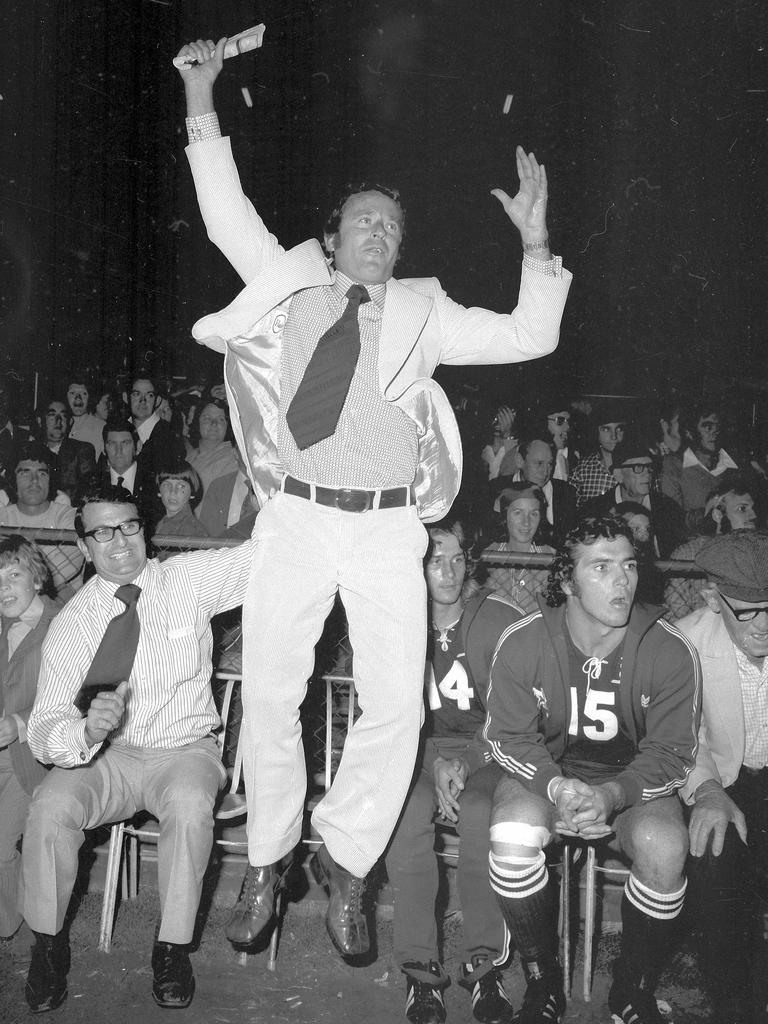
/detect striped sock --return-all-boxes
[489,851,556,963]
[624,872,686,921]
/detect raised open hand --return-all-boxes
[491,146,549,246]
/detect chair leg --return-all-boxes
[98,823,125,953]
[267,886,284,972]
[561,843,571,998]
[583,845,597,1002]
[128,833,139,898]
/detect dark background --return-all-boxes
[1,1,766,425]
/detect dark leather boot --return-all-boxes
[225,861,287,945]
[25,930,70,1014]
[310,843,369,956]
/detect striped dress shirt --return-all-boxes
[276,271,419,489]
[28,543,253,768]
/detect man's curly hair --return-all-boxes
[544,514,636,607]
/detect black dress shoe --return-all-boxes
[151,941,195,1009]
[402,961,448,1024]
[310,844,369,956]
[25,931,70,1014]
[225,861,286,945]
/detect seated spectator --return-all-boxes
[484,482,554,615]
[0,443,84,601]
[679,531,768,1022]
[38,398,95,502]
[612,500,665,604]
[485,515,699,1024]
[582,435,685,557]
[480,405,518,481]
[154,460,208,542]
[187,399,238,495]
[493,432,577,544]
[0,536,57,961]
[0,377,20,486]
[661,402,738,531]
[645,398,683,458]
[98,417,158,528]
[66,376,105,455]
[543,399,579,480]
[21,483,254,1012]
[664,475,758,621]
[196,446,259,538]
[129,375,186,476]
[385,520,519,1024]
[93,388,127,423]
[569,400,628,508]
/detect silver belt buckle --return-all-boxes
[335,488,371,512]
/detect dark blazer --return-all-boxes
[197,471,259,538]
[50,437,96,501]
[135,419,186,477]
[582,486,687,558]
[1,596,58,793]
[96,459,160,530]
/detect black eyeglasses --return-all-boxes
[548,415,570,426]
[719,591,768,621]
[83,519,143,544]
[617,463,653,474]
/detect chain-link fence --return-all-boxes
[0,525,707,798]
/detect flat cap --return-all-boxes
[695,529,768,602]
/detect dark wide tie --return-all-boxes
[286,284,371,450]
[73,583,141,714]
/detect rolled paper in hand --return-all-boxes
[173,24,266,69]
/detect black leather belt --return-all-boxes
[282,475,413,513]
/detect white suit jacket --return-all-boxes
[678,605,747,802]
[187,138,572,520]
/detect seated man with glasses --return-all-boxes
[20,483,253,1013]
[679,530,768,1023]
[582,435,685,558]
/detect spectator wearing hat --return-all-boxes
[664,475,758,622]
[492,432,577,546]
[568,401,628,509]
[484,482,555,616]
[582,435,685,558]
[678,530,768,1023]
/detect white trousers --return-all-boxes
[241,491,428,876]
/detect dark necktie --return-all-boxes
[117,476,124,489]
[286,284,370,450]
[73,584,141,714]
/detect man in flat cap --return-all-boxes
[677,529,768,1023]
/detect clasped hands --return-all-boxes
[552,778,618,840]
[434,756,469,825]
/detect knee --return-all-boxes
[490,820,551,860]
[631,813,689,875]
[26,781,85,836]
[159,783,217,829]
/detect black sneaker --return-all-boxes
[458,956,514,1023]
[151,941,195,1008]
[517,958,565,1024]
[402,960,447,1024]
[608,982,667,1024]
